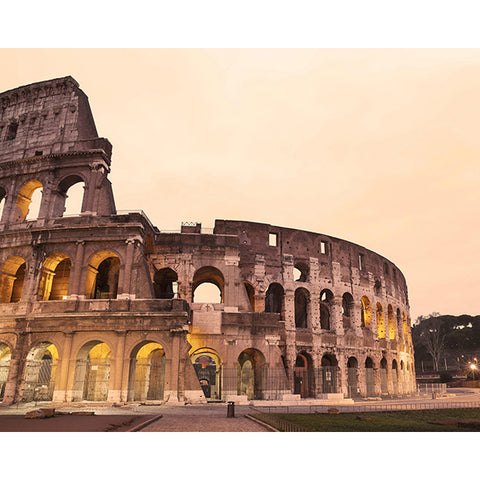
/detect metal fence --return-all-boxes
[417,383,447,395]
[248,407,308,432]
[251,400,480,416]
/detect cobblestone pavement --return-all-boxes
[138,414,269,432]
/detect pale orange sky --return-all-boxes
[1,48,479,321]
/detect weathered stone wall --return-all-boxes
[0,77,416,406]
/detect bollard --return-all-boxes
[227,401,235,418]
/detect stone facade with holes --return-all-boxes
[0,77,415,406]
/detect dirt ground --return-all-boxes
[0,414,155,432]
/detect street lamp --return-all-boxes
[470,363,477,381]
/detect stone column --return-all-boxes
[331,298,344,336]
[118,238,136,299]
[52,333,73,402]
[68,240,85,298]
[107,332,126,402]
[2,334,26,405]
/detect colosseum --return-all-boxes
[0,76,415,406]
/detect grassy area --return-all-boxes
[268,409,480,431]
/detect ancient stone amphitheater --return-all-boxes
[0,77,415,406]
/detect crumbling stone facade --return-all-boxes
[0,77,415,406]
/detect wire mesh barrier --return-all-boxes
[417,383,447,395]
[71,358,111,401]
[22,359,57,402]
[0,360,9,401]
[249,407,309,432]
[251,400,480,415]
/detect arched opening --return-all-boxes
[265,283,284,315]
[153,268,178,299]
[376,303,386,339]
[365,357,375,396]
[402,312,408,338]
[392,359,399,394]
[0,257,26,303]
[293,262,309,282]
[128,342,165,402]
[37,253,71,300]
[388,305,396,339]
[374,279,382,296]
[22,342,58,402]
[237,349,265,400]
[191,348,222,401]
[380,357,388,394]
[14,180,43,222]
[319,304,330,330]
[72,341,111,401]
[319,289,333,330]
[361,296,372,329]
[244,281,255,311]
[347,357,359,398]
[342,292,354,330]
[321,354,337,394]
[294,353,313,398]
[295,288,309,329]
[85,251,120,299]
[192,266,224,303]
[0,186,6,222]
[0,344,11,401]
[58,175,85,217]
[400,360,405,392]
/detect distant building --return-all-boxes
[0,77,415,405]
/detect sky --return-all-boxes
[1,48,479,321]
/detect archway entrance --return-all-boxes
[294,353,313,398]
[237,349,265,400]
[320,354,337,394]
[22,343,58,402]
[72,342,111,401]
[191,349,222,401]
[365,357,375,397]
[0,344,11,401]
[392,359,399,394]
[347,357,359,398]
[128,342,165,401]
[380,357,388,394]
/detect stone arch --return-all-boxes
[396,308,402,339]
[14,179,43,222]
[72,340,112,401]
[243,281,255,311]
[365,356,375,396]
[0,256,26,303]
[237,348,266,400]
[192,266,224,303]
[320,353,338,394]
[402,312,408,338]
[374,279,382,296]
[319,289,333,330]
[265,282,284,315]
[380,357,388,394]
[392,359,399,394]
[376,303,385,339]
[22,342,59,402]
[153,267,178,299]
[127,341,166,402]
[191,347,223,400]
[361,296,372,328]
[56,174,86,217]
[293,261,309,282]
[387,304,395,339]
[37,253,71,301]
[0,186,6,222]
[85,250,121,299]
[342,292,354,330]
[294,287,310,329]
[294,352,313,398]
[347,356,360,397]
[0,343,11,401]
